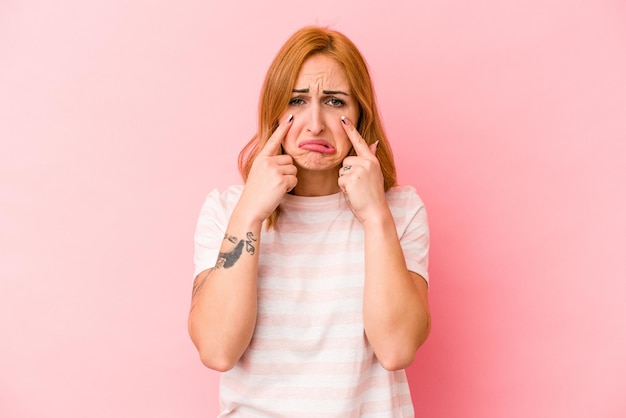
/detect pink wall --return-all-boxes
[1,0,625,417]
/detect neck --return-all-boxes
[291,169,340,197]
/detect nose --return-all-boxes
[305,104,325,135]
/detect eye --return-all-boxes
[326,97,345,107]
[289,97,306,106]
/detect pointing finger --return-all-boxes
[259,114,293,156]
[341,116,372,157]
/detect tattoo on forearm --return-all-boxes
[244,232,257,255]
[215,232,257,269]
[190,269,213,313]
[192,270,210,299]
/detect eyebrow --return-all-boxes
[292,88,350,96]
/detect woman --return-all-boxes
[189,26,431,417]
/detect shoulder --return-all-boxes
[386,185,425,209]
[386,185,429,234]
[201,185,244,210]
[197,185,244,224]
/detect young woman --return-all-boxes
[189,26,431,417]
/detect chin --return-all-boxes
[297,155,338,170]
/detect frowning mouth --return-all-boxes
[298,139,336,154]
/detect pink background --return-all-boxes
[1,0,625,417]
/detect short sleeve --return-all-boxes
[193,186,243,278]
[389,186,430,286]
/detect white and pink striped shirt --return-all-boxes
[194,185,429,417]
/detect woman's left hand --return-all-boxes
[338,116,388,224]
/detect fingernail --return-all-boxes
[287,114,293,123]
[341,115,347,125]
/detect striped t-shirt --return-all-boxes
[194,185,430,417]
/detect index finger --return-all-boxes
[340,115,371,157]
[259,114,293,156]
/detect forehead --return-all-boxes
[295,54,349,89]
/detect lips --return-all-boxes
[298,139,336,154]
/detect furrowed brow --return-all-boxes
[323,90,349,96]
[292,88,349,96]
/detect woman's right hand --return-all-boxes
[238,114,297,223]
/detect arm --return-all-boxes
[188,115,296,372]
[339,116,431,371]
[361,209,430,371]
[188,214,262,372]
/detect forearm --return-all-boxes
[362,208,431,371]
[188,208,263,372]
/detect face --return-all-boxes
[281,54,360,174]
